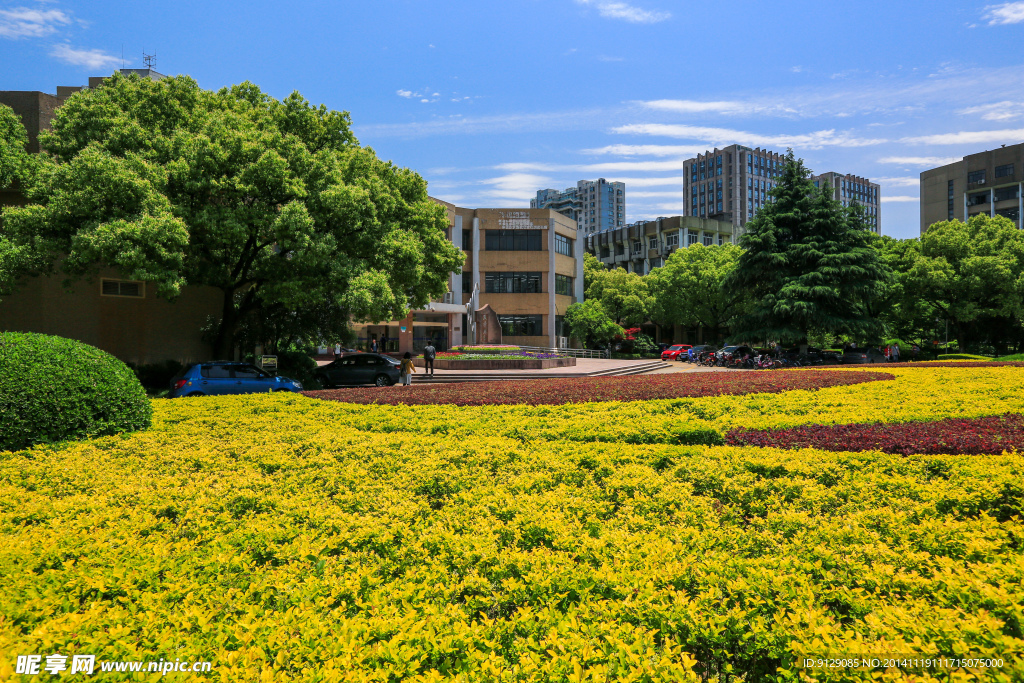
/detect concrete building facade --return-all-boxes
[810,172,881,234]
[683,145,786,231]
[585,215,735,274]
[350,203,585,352]
[531,179,625,234]
[920,142,1024,233]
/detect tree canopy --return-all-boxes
[648,243,748,342]
[0,74,464,357]
[564,299,621,349]
[726,151,889,344]
[585,262,653,328]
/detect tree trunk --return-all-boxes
[212,288,239,360]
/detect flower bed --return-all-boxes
[305,369,893,406]
[726,413,1024,455]
[449,345,522,355]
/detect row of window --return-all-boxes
[460,230,578,253]
[478,272,576,295]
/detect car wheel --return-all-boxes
[375,374,394,387]
[315,373,332,389]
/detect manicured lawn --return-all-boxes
[1,366,1022,681]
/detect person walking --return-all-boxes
[892,342,901,362]
[334,343,341,361]
[399,352,415,386]
[423,341,436,376]
[370,337,378,353]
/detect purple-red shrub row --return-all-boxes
[304,370,894,406]
[900,361,1024,368]
[726,414,1024,455]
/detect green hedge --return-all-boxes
[0,332,152,451]
[937,353,993,361]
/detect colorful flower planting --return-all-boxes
[305,369,894,406]
[1,365,1023,681]
[727,413,1024,454]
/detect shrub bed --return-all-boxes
[0,332,151,451]
[726,413,1024,455]
[937,353,993,361]
[304,369,894,406]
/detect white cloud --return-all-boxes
[497,159,688,173]
[638,99,796,117]
[0,7,70,38]
[983,2,1024,25]
[574,0,670,24]
[582,143,706,157]
[880,196,919,203]
[874,176,920,188]
[397,89,414,98]
[612,123,887,149]
[49,44,120,70]
[900,128,1024,145]
[956,101,1024,121]
[877,156,960,167]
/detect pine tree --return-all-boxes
[726,151,889,344]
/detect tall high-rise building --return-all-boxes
[811,172,881,234]
[920,142,1023,234]
[531,178,625,233]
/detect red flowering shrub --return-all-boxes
[726,414,1024,455]
[304,370,893,406]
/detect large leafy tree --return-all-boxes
[648,243,748,341]
[585,264,653,327]
[564,299,621,349]
[0,105,40,292]
[1,74,464,357]
[903,214,1024,352]
[726,151,889,344]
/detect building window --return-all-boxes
[648,237,658,249]
[462,271,471,294]
[100,279,144,298]
[600,246,610,258]
[995,164,1014,178]
[555,315,566,337]
[485,230,542,251]
[499,315,542,337]
[462,231,472,251]
[996,207,1020,221]
[994,186,1019,202]
[555,274,574,296]
[665,233,679,247]
[632,240,642,254]
[554,233,574,257]
[687,233,698,246]
[703,233,713,246]
[968,170,986,184]
[485,272,542,293]
[967,191,989,206]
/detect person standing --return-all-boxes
[912,343,920,361]
[892,342,901,362]
[399,352,416,386]
[371,337,378,353]
[334,343,341,361]
[423,341,436,376]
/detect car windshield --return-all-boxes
[668,345,683,350]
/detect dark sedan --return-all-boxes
[842,348,888,364]
[315,353,401,387]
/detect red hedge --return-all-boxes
[726,414,1024,455]
[304,370,893,406]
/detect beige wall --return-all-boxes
[0,270,222,365]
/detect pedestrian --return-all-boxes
[912,343,920,361]
[371,337,378,353]
[687,347,694,362]
[892,342,901,362]
[399,351,415,386]
[423,340,436,376]
[334,342,341,361]
[883,345,890,361]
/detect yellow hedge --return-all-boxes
[0,367,1022,681]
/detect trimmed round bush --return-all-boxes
[0,332,152,451]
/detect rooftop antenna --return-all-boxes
[143,51,156,69]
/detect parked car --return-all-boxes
[661,344,692,361]
[314,353,401,387]
[169,361,304,397]
[842,347,888,364]
[718,345,757,367]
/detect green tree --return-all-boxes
[582,252,606,293]
[871,235,940,345]
[564,299,621,349]
[648,243,748,341]
[0,105,41,294]
[1,74,464,358]
[586,266,653,327]
[726,151,889,344]
[903,214,1024,352]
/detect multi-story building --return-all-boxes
[920,142,1024,234]
[811,172,881,234]
[585,215,735,274]
[683,145,786,232]
[350,203,585,351]
[683,145,882,235]
[531,179,625,234]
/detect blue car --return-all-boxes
[169,361,303,397]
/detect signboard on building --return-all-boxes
[496,211,539,230]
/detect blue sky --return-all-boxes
[3,1,1024,238]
